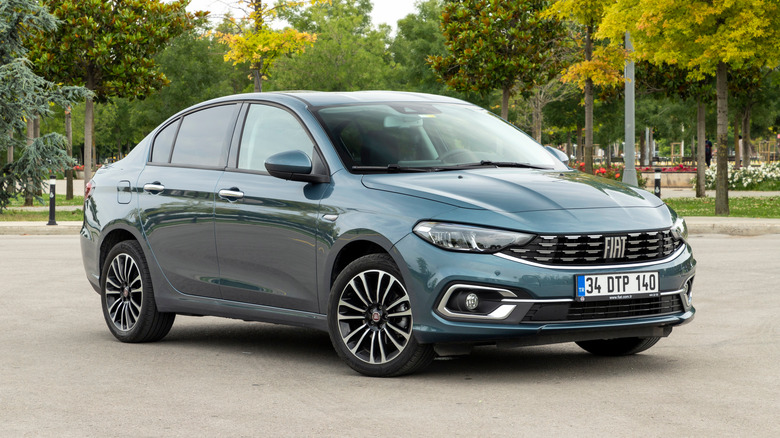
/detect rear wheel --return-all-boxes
[100,240,174,343]
[576,337,661,356]
[328,254,434,377]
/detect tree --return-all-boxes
[545,0,625,174]
[30,0,203,189]
[130,25,249,136]
[430,0,567,120]
[390,0,449,94]
[599,0,780,214]
[1,0,88,211]
[635,61,713,197]
[270,0,392,91]
[215,0,326,93]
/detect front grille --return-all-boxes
[522,295,683,322]
[500,229,682,266]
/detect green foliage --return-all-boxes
[0,0,88,212]
[599,0,780,78]
[430,0,566,118]
[31,0,204,100]
[390,0,447,94]
[130,27,249,135]
[214,0,325,92]
[269,0,392,91]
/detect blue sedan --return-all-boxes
[80,91,695,376]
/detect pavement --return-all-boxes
[1,183,779,236]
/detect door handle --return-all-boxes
[218,189,244,201]
[143,183,165,194]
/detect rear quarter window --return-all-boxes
[150,120,179,163]
[169,104,238,167]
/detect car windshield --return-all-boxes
[314,103,561,173]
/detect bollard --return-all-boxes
[654,168,661,199]
[47,175,57,226]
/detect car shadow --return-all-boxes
[153,318,682,380]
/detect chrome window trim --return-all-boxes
[494,244,687,270]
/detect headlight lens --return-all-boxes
[413,221,534,253]
[671,217,688,242]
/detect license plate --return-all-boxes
[576,272,659,301]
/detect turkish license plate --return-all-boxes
[576,272,660,301]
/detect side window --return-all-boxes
[238,104,314,172]
[150,120,178,163]
[170,104,237,167]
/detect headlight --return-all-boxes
[413,221,534,253]
[671,217,688,242]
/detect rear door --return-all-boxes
[214,103,324,312]
[138,103,240,298]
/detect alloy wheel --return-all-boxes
[336,269,413,365]
[104,253,144,332]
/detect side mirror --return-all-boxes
[265,150,329,183]
[545,146,569,166]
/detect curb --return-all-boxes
[684,217,780,236]
[0,221,82,236]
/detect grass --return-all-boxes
[0,209,83,222]
[665,196,780,218]
[6,194,85,208]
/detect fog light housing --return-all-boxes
[684,280,693,306]
[464,293,479,311]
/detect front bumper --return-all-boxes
[393,234,696,345]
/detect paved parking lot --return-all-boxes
[1,234,778,437]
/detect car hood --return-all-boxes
[362,169,662,213]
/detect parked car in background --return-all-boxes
[80,91,695,376]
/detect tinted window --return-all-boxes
[151,120,178,163]
[170,104,236,167]
[315,103,559,171]
[238,104,314,172]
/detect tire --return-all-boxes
[576,337,661,356]
[327,254,434,377]
[100,240,174,343]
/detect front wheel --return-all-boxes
[328,254,434,377]
[100,240,174,343]
[576,337,661,356]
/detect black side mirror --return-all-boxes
[545,146,570,166]
[265,150,329,183]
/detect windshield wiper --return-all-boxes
[437,161,553,170]
[351,165,432,173]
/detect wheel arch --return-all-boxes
[329,240,389,287]
[99,226,145,279]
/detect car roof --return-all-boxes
[205,90,468,108]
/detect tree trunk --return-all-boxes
[65,107,73,199]
[532,92,543,142]
[733,110,741,169]
[501,87,510,121]
[638,133,645,168]
[648,128,654,163]
[252,68,262,93]
[742,104,751,168]
[6,130,12,164]
[566,130,572,162]
[84,96,94,189]
[696,100,706,198]
[576,124,583,163]
[24,118,34,206]
[715,61,729,215]
[583,24,594,175]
